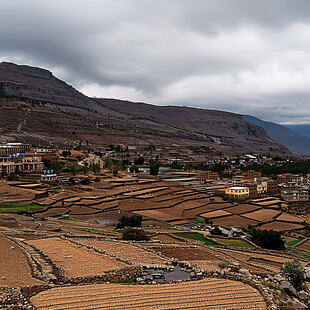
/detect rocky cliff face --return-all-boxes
[0,62,290,154]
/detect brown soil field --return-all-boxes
[182,205,215,219]
[135,209,178,221]
[151,245,219,261]
[74,238,166,265]
[242,209,280,222]
[69,205,102,215]
[151,233,185,243]
[142,220,171,227]
[257,199,282,206]
[123,186,168,197]
[207,202,235,210]
[190,260,224,272]
[64,197,82,202]
[224,204,261,214]
[0,181,39,201]
[212,215,260,228]
[200,209,232,219]
[93,210,133,225]
[38,208,68,217]
[259,221,304,231]
[31,278,266,310]
[168,219,191,225]
[296,239,310,251]
[120,199,170,211]
[276,213,305,223]
[66,214,98,223]
[0,237,42,287]
[27,237,127,278]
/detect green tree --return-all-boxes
[149,159,160,176]
[250,229,285,251]
[70,166,76,176]
[130,165,139,173]
[50,160,63,172]
[134,156,144,165]
[282,259,304,291]
[92,163,101,174]
[117,215,142,229]
[105,158,113,170]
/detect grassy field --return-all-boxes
[63,218,80,223]
[190,218,203,224]
[174,232,217,246]
[285,238,302,247]
[85,228,120,235]
[213,237,254,248]
[292,248,310,259]
[0,205,48,211]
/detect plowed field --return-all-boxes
[27,237,127,278]
[31,278,267,310]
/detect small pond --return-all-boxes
[143,265,191,284]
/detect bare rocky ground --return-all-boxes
[0,177,310,309]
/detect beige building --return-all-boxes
[225,186,249,198]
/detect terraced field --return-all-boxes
[27,237,127,278]
[0,237,42,287]
[212,214,260,228]
[73,238,166,265]
[242,209,280,222]
[30,279,267,310]
[259,221,304,231]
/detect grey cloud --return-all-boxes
[1,0,310,124]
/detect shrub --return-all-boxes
[80,178,90,185]
[117,215,142,228]
[250,228,285,251]
[282,259,304,291]
[210,227,223,236]
[122,227,149,241]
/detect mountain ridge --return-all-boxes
[0,62,291,155]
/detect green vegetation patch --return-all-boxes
[190,218,203,224]
[63,218,80,223]
[0,205,48,211]
[186,146,200,151]
[174,232,217,246]
[285,239,302,247]
[213,238,254,248]
[85,228,120,234]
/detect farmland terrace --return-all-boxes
[0,175,310,308]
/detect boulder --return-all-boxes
[286,298,307,309]
[274,274,286,283]
[280,281,297,296]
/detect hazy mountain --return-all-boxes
[243,115,310,155]
[0,62,289,155]
[285,124,310,139]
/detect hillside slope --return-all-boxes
[243,115,310,155]
[0,62,289,155]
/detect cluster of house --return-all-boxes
[0,143,44,175]
[196,170,310,202]
[0,143,57,178]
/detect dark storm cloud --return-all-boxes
[1,0,310,123]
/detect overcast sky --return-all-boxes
[1,0,310,124]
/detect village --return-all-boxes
[1,142,310,309]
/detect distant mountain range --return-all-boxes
[243,115,310,155]
[285,125,310,139]
[0,61,307,156]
